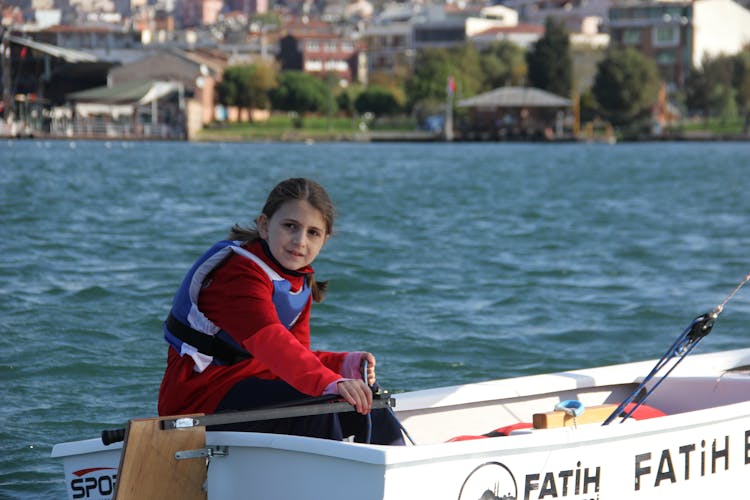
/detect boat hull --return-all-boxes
[51,348,750,499]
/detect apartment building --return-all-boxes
[608,0,750,91]
[278,31,363,83]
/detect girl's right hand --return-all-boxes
[336,379,373,414]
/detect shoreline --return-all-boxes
[2,130,748,143]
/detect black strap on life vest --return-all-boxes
[166,313,253,365]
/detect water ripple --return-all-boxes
[2,141,750,498]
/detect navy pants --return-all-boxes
[213,377,405,445]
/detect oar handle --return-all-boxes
[101,428,126,446]
[101,395,396,445]
[163,397,395,430]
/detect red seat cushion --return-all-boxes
[622,402,666,420]
[447,422,533,442]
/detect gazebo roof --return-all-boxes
[458,86,571,108]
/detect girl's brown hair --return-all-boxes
[228,178,335,302]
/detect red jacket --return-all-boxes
[158,241,347,415]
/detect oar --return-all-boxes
[602,272,750,425]
[102,394,396,445]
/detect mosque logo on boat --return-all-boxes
[458,462,518,500]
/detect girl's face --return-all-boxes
[258,199,329,270]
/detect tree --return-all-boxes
[369,72,407,108]
[685,65,712,122]
[216,63,277,121]
[713,85,737,124]
[248,62,277,111]
[450,43,484,97]
[736,49,750,131]
[216,65,249,113]
[354,85,400,116]
[269,71,329,114]
[526,17,573,97]
[404,45,484,111]
[336,89,355,116]
[592,48,660,126]
[405,47,456,109]
[578,88,600,123]
[480,40,527,89]
[685,55,737,119]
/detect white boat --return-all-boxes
[52,346,750,500]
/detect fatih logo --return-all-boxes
[458,461,518,500]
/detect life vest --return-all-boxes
[163,240,311,372]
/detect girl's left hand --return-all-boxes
[361,352,376,386]
[336,379,373,414]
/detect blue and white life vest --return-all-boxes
[163,240,311,372]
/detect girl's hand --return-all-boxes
[336,379,373,414]
[361,352,376,386]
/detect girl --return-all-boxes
[158,178,403,444]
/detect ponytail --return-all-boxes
[308,273,328,303]
[227,223,260,242]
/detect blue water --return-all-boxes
[2,140,750,498]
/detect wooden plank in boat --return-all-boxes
[114,414,206,500]
[533,404,618,429]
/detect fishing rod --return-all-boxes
[602,272,750,426]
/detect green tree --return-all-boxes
[713,85,737,124]
[250,62,277,110]
[354,85,400,115]
[405,48,455,109]
[480,40,527,89]
[731,47,750,131]
[217,65,249,112]
[369,72,407,108]
[526,17,573,97]
[685,65,712,122]
[685,55,737,119]
[269,71,329,113]
[592,48,660,126]
[450,43,484,97]
[336,87,355,116]
[405,45,483,111]
[578,88,599,123]
[216,63,277,121]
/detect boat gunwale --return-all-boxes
[203,398,750,469]
[51,348,750,465]
[393,347,750,411]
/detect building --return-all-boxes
[278,31,362,83]
[412,20,466,50]
[499,0,612,34]
[59,78,185,138]
[465,4,519,36]
[364,22,412,77]
[107,48,225,130]
[458,86,573,140]
[364,3,447,76]
[224,0,268,16]
[468,22,544,50]
[607,0,750,91]
[29,23,141,51]
[1,33,115,131]
[181,0,223,27]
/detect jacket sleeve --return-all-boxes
[199,253,345,396]
[244,323,343,396]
